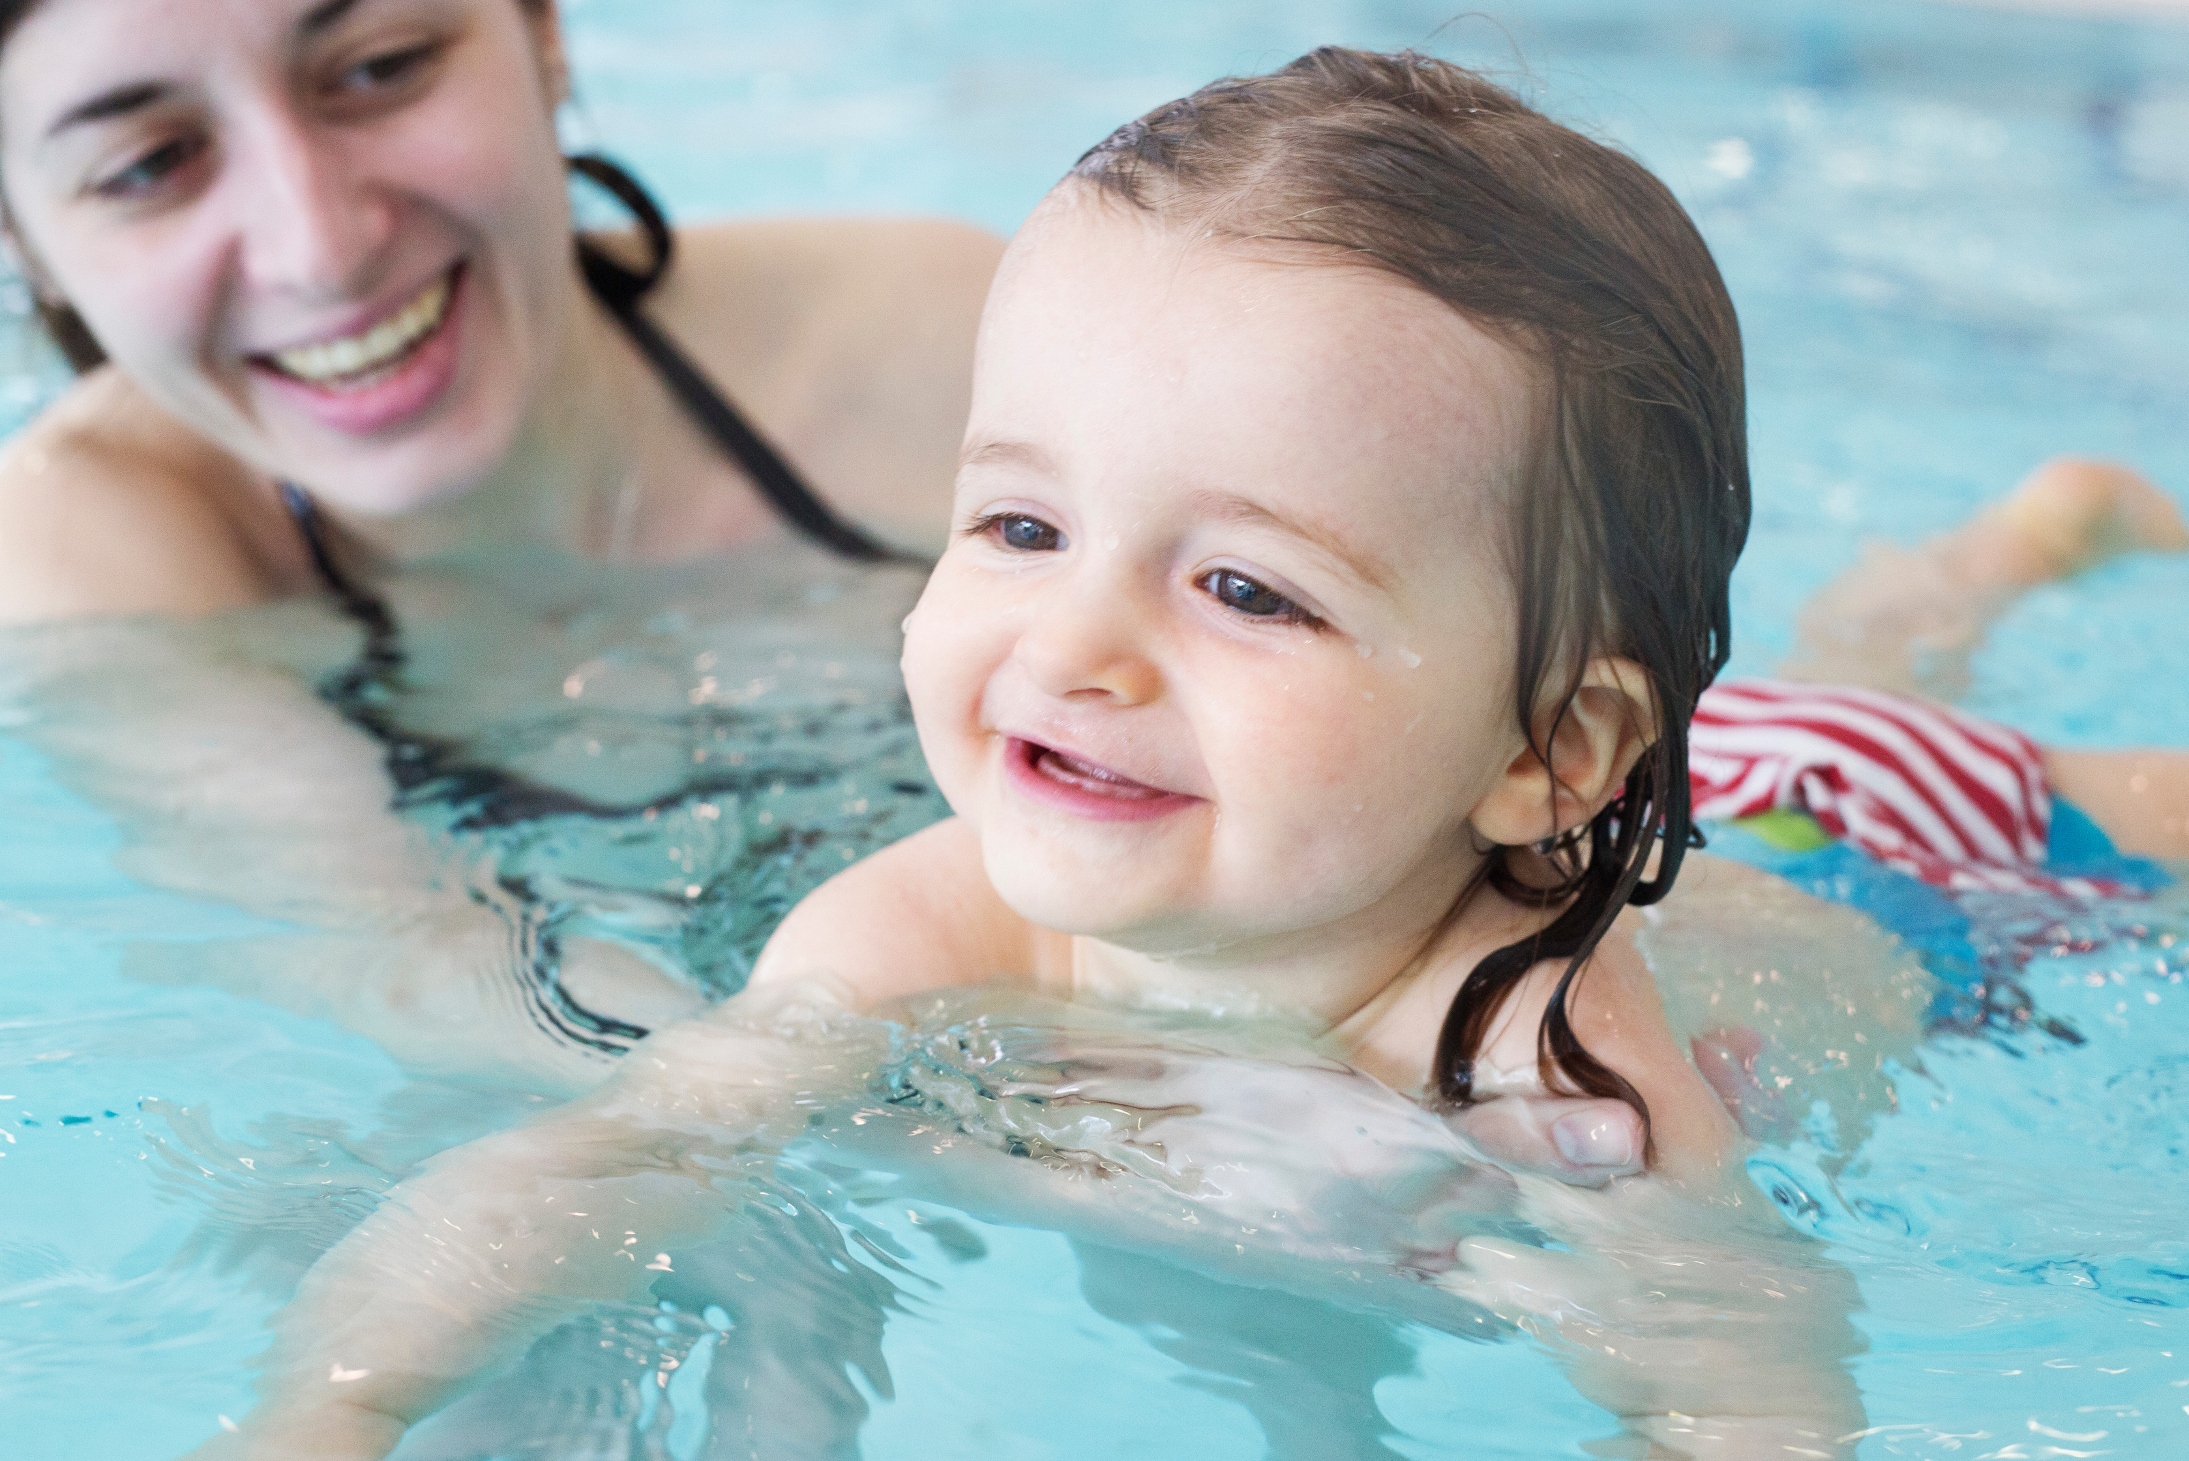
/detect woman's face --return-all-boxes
[0,0,577,515]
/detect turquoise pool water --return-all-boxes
[5,2,2189,1457]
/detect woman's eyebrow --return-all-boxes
[43,0,375,142]
[44,82,169,140]
[1193,491,1395,590]
[300,0,374,38]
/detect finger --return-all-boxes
[1450,1097,1645,1186]
[1689,1025,1790,1139]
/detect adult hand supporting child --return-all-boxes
[1450,1093,1647,1184]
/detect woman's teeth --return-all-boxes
[270,275,451,385]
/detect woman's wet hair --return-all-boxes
[0,0,555,374]
[1073,47,1750,1153]
[0,0,101,368]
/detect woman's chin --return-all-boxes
[278,453,497,518]
[263,402,524,519]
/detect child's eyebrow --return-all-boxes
[1193,491,1395,591]
[958,439,1059,477]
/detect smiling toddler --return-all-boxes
[790,47,1752,1169]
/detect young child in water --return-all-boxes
[207,49,1866,1460]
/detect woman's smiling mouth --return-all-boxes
[266,271,453,387]
[1004,737,1203,823]
[250,264,467,436]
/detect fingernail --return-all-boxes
[1552,1113,1638,1169]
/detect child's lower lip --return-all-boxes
[1003,738,1201,823]
[249,264,467,437]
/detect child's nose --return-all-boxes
[1013,588,1163,707]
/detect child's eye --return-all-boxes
[90,134,208,201]
[1199,569,1321,627]
[971,512,1065,552]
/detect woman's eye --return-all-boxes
[91,135,207,200]
[977,513,1065,552]
[333,42,440,98]
[1199,569,1319,626]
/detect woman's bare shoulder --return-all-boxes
[673,215,1005,303]
[0,372,304,626]
[653,217,1006,549]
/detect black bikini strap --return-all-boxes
[567,154,927,568]
[279,481,399,654]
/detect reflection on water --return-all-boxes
[394,994,1540,1461]
[364,546,943,1000]
[3,529,2188,1456]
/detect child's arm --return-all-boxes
[1454,926,1866,1452]
[187,818,1025,1461]
[1453,902,1865,1454]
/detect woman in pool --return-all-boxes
[0,0,991,1080]
[0,0,1687,1189]
[199,50,1875,1459]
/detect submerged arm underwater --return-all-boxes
[185,982,887,1461]
[1,610,698,1093]
[187,850,1897,1460]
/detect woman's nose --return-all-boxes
[229,113,395,300]
[1013,579,1164,707]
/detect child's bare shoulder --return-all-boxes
[745,817,1037,1011]
[1473,923,1742,1184]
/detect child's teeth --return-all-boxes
[273,276,450,384]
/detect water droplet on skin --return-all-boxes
[1356,641,1376,659]
[1103,533,1121,551]
[1398,647,1423,669]
[1361,690,1375,702]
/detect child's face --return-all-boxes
[903,192,1539,962]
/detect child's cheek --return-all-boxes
[1208,653,1399,810]
[899,566,1001,819]
[1210,655,1474,866]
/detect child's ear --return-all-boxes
[1470,657,1659,848]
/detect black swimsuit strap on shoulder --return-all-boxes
[283,153,928,820]
[277,155,931,1052]
[566,153,927,568]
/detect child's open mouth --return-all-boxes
[1004,738,1201,823]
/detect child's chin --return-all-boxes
[986,860,1176,939]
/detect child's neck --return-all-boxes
[1044,867,1549,1098]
